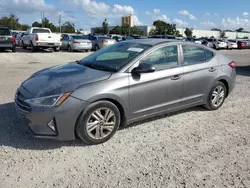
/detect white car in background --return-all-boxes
[207,38,227,49]
[194,39,202,44]
[227,40,238,49]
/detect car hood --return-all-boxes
[21,62,112,98]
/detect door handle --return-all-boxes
[171,75,181,80]
[209,67,217,72]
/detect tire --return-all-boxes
[76,101,121,145]
[54,47,60,52]
[213,44,217,50]
[85,49,90,52]
[22,41,27,49]
[12,46,16,52]
[204,81,227,110]
[95,45,100,51]
[30,42,37,52]
[68,45,72,52]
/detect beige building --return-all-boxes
[121,15,134,27]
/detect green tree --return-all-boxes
[235,28,244,32]
[149,28,156,36]
[130,26,143,35]
[243,36,249,39]
[32,21,42,27]
[220,30,226,38]
[153,20,179,35]
[184,28,193,37]
[61,21,75,33]
[121,24,130,35]
[110,25,121,34]
[102,18,109,35]
[93,27,102,34]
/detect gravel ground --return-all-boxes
[0,48,250,188]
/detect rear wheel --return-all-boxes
[54,47,60,52]
[30,42,37,52]
[85,49,90,52]
[22,41,27,49]
[76,101,121,145]
[204,81,227,110]
[95,45,100,51]
[68,45,72,52]
[12,46,16,52]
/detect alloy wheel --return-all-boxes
[211,85,225,107]
[86,108,116,140]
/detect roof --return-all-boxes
[127,39,179,45]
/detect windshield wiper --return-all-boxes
[80,61,116,72]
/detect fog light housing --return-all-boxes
[47,118,57,133]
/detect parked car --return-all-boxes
[122,36,134,41]
[15,39,236,145]
[110,35,123,42]
[242,40,250,48]
[60,34,92,52]
[22,27,61,52]
[194,38,203,44]
[207,38,227,49]
[201,40,214,48]
[87,34,116,50]
[237,40,247,49]
[0,27,16,52]
[150,35,176,39]
[227,40,238,49]
[183,38,195,42]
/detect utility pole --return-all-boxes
[59,15,62,33]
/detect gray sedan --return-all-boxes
[61,35,92,52]
[15,39,236,145]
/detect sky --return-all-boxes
[0,0,250,31]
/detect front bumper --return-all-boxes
[15,90,89,141]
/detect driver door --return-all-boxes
[128,45,184,120]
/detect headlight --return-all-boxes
[25,92,71,107]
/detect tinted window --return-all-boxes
[98,36,111,40]
[72,35,87,40]
[81,42,151,72]
[0,28,11,36]
[207,39,213,42]
[140,45,178,70]
[182,45,214,65]
[32,29,50,33]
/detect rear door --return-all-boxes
[181,44,219,105]
[61,35,69,49]
[0,28,12,46]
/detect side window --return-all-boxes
[139,45,178,70]
[182,45,214,65]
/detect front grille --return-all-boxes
[15,90,31,118]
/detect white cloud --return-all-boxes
[173,18,188,27]
[112,4,134,16]
[145,11,151,15]
[0,0,56,13]
[153,8,160,15]
[205,12,211,16]
[156,14,171,22]
[221,17,250,30]
[133,15,143,25]
[178,10,196,20]
[200,20,216,28]
[243,12,249,17]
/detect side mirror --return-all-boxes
[132,63,155,74]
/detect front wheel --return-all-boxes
[204,81,227,110]
[76,101,121,145]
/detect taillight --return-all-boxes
[102,40,108,43]
[228,61,236,69]
[12,36,16,42]
[35,35,39,41]
[87,42,92,44]
[73,41,80,44]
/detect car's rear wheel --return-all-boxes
[22,41,27,49]
[204,81,227,110]
[85,49,90,52]
[12,46,16,52]
[95,45,100,51]
[30,42,37,52]
[76,101,120,145]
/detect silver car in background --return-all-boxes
[15,39,236,145]
[61,34,92,52]
[87,34,116,50]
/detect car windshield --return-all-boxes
[80,42,152,72]
[0,28,11,36]
[72,35,86,40]
[32,29,50,33]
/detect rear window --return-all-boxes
[32,29,50,33]
[182,45,214,65]
[0,28,11,36]
[72,35,87,40]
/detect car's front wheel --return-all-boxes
[76,101,121,145]
[204,81,227,110]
